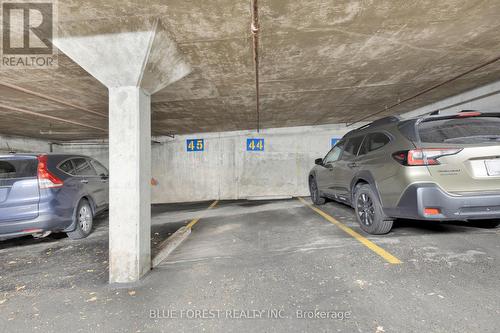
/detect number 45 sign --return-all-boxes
[186,139,204,152]
[247,138,264,151]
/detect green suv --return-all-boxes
[309,111,500,234]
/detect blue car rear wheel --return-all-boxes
[67,199,93,240]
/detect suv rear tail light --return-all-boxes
[392,148,462,166]
[424,208,441,216]
[37,155,63,189]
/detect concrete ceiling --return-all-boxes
[2,0,500,140]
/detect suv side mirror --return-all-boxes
[314,158,323,165]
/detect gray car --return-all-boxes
[309,110,500,234]
[0,153,109,240]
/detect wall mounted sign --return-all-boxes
[247,138,264,151]
[186,139,204,152]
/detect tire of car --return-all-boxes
[67,199,93,240]
[309,177,326,205]
[354,184,393,235]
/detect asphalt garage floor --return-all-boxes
[0,199,499,332]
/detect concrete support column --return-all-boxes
[109,87,151,283]
[53,18,191,283]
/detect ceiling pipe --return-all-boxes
[50,142,109,146]
[0,103,107,132]
[51,140,164,145]
[250,0,260,132]
[40,130,91,135]
[346,54,500,127]
[0,82,108,119]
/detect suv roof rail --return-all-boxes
[347,116,400,136]
[426,109,480,117]
[370,116,400,126]
[357,116,400,129]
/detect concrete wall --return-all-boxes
[0,134,51,154]
[150,124,356,203]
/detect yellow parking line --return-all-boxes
[186,200,219,229]
[297,197,402,264]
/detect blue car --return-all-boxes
[0,153,109,240]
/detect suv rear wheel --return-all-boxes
[67,199,93,240]
[354,184,393,234]
[309,177,326,205]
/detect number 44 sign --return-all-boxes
[247,138,264,151]
[186,139,204,152]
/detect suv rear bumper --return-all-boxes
[0,213,73,239]
[386,183,500,221]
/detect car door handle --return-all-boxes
[100,179,108,183]
[80,179,89,184]
[348,163,358,168]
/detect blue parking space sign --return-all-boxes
[186,139,204,152]
[247,138,264,151]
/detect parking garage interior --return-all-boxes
[1,1,500,332]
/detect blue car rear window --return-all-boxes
[0,159,37,179]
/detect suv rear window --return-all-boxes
[73,158,97,176]
[58,160,75,175]
[0,158,37,179]
[419,117,500,144]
